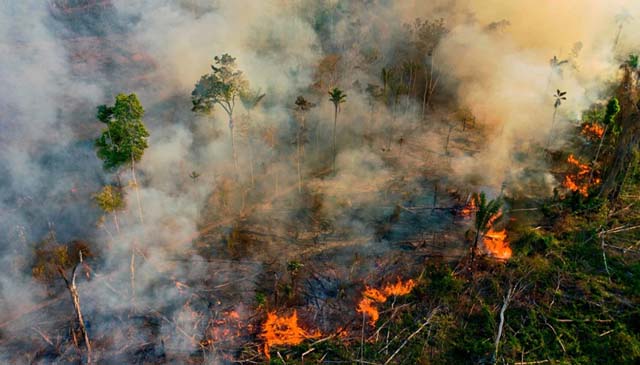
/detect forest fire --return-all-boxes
[209,310,244,345]
[260,311,320,359]
[581,123,605,139]
[483,228,511,259]
[356,279,416,326]
[482,211,512,259]
[562,154,600,196]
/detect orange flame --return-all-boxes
[482,211,512,259]
[383,278,416,296]
[209,310,244,346]
[356,279,416,326]
[581,123,604,139]
[460,198,477,217]
[562,154,600,197]
[483,228,512,259]
[261,310,320,359]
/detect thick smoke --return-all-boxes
[1,0,639,362]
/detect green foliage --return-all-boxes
[192,53,248,116]
[95,93,149,171]
[286,260,304,275]
[93,185,125,213]
[628,54,639,69]
[604,97,620,123]
[328,87,347,109]
[513,229,554,256]
[474,192,503,235]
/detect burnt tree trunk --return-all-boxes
[59,253,92,364]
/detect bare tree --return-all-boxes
[58,252,92,364]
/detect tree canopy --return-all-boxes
[192,54,248,117]
[95,93,149,171]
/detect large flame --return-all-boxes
[356,279,416,326]
[483,228,511,259]
[581,123,605,139]
[562,154,600,197]
[482,211,512,259]
[260,310,319,359]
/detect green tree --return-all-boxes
[95,93,149,299]
[95,93,149,224]
[328,87,346,172]
[192,54,248,177]
[627,54,639,69]
[471,192,504,264]
[239,88,265,187]
[94,185,125,233]
[591,97,621,184]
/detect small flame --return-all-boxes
[562,154,600,197]
[209,310,243,346]
[383,278,416,296]
[460,198,477,217]
[581,123,604,139]
[356,279,416,326]
[261,310,320,359]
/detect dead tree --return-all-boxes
[58,252,92,364]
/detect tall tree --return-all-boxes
[471,192,503,264]
[95,93,149,224]
[95,93,149,298]
[192,54,248,178]
[408,18,448,118]
[239,88,265,187]
[328,87,347,172]
[365,83,383,142]
[294,96,316,192]
[546,89,567,148]
[589,97,620,184]
[600,64,640,200]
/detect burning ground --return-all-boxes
[2,1,640,364]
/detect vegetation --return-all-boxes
[7,4,640,365]
[192,54,249,177]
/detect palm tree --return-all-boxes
[546,89,567,148]
[471,192,503,264]
[240,89,266,187]
[294,96,315,192]
[328,87,347,172]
